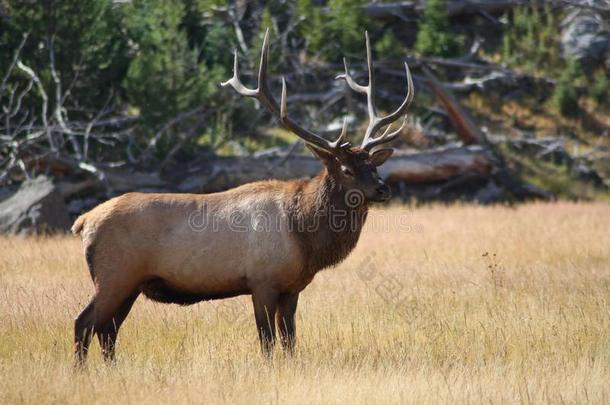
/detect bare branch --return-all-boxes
[16,60,54,151]
[0,33,29,102]
[83,92,113,161]
[48,36,81,159]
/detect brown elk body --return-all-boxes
[72,31,414,364]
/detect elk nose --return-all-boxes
[376,184,391,200]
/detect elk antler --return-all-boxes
[336,31,414,152]
[221,29,350,153]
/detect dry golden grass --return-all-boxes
[1,202,610,404]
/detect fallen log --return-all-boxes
[380,145,493,184]
[12,144,547,209]
[171,145,494,193]
[65,146,494,196]
[364,0,528,20]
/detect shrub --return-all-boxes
[0,0,127,111]
[501,4,560,76]
[375,30,405,60]
[121,0,219,126]
[297,0,367,62]
[590,69,609,105]
[552,60,583,116]
[415,0,462,57]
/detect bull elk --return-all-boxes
[72,30,414,364]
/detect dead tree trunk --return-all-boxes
[422,66,551,200]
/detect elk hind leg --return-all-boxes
[74,298,96,367]
[97,291,140,363]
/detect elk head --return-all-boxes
[221,30,414,202]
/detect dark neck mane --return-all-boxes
[288,170,369,275]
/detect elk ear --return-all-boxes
[370,148,393,166]
[306,144,337,166]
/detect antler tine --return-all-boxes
[336,58,367,94]
[363,115,408,151]
[328,117,350,149]
[361,61,414,151]
[364,31,376,118]
[336,32,415,152]
[374,61,414,130]
[220,49,257,97]
[258,29,270,93]
[222,29,351,154]
[281,78,350,151]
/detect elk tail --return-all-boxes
[71,213,88,235]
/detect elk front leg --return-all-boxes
[251,290,278,356]
[276,293,299,355]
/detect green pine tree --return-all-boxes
[1,0,127,111]
[296,0,367,63]
[415,0,462,57]
[375,30,405,60]
[590,69,609,105]
[552,60,583,116]
[121,0,218,127]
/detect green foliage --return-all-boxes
[502,4,561,76]
[121,0,219,126]
[415,0,462,57]
[0,0,127,111]
[327,0,368,57]
[3,0,602,165]
[552,60,583,117]
[249,6,285,73]
[261,7,275,34]
[590,70,609,105]
[375,30,405,60]
[183,0,232,67]
[501,33,513,63]
[297,0,367,62]
[297,0,325,55]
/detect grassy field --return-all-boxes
[1,202,609,404]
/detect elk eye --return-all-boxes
[341,166,355,177]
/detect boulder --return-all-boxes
[474,180,504,204]
[0,176,71,234]
[510,137,573,166]
[572,161,605,187]
[561,3,610,64]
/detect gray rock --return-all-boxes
[0,176,71,234]
[510,137,573,165]
[67,197,100,216]
[572,161,604,186]
[474,180,503,204]
[0,185,15,203]
[561,3,610,63]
